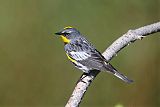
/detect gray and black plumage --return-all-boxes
[55,26,133,83]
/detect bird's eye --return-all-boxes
[63,32,70,35]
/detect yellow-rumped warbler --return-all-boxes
[55,26,133,83]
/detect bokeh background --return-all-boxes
[0,0,160,107]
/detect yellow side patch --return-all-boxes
[66,54,76,63]
[61,36,70,43]
[64,26,73,29]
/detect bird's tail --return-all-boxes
[104,63,133,83]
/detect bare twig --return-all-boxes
[65,22,160,107]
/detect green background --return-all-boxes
[0,0,160,107]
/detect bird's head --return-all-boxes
[55,26,80,44]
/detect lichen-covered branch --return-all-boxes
[65,22,160,107]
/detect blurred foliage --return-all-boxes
[0,0,159,107]
[114,104,124,107]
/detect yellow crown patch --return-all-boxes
[64,26,73,29]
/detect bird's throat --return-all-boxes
[61,36,70,44]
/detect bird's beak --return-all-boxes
[55,32,62,35]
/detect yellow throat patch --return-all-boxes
[61,36,70,43]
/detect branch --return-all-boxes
[65,22,160,107]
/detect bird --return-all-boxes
[55,26,133,83]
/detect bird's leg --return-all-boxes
[76,73,89,84]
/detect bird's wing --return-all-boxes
[67,37,107,70]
